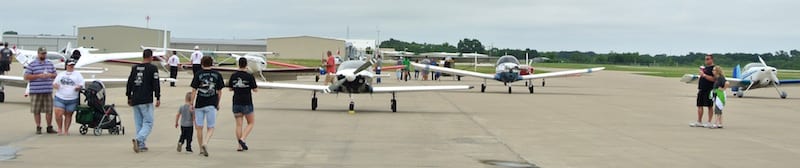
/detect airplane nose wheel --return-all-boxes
[529,86,534,94]
[780,91,788,99]
[348,101,355,113]
[480,84,486,93]
[508,86,512,94]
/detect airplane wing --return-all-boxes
[256,82,329,91]
[680,74,744,87]
[372,85,473,93]
[0,75,176,89]
[0,75,28,88]
[411,62,495,79]
[142,46,275,55]
[74,52,143,68]
[521,67,605,80]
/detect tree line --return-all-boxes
[379,38,800,69]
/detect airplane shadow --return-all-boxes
[677,95,800,100]
[466,91,604,96]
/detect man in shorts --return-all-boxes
[690,54,716,127]
[24,47,58,134]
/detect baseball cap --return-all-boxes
[38,47,47,53]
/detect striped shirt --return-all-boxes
[25,59,56,94]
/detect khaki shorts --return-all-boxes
[30,93,53,114]
[325,73,336,83]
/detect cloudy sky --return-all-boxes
[4,0,799,55]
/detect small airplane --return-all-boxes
[681,56,800,99]
[138,46,318,81]
[256,59,473,112]
[411,55,605,94]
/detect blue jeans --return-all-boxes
[132,103,154,147]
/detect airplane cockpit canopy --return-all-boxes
[496,55,520,65]
[338,60,368,71]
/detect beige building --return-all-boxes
[77,25,170,53]
[267,36,345,59]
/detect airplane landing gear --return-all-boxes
[311,91,318,110]
[348,94,355,114]
[480,83,486,93]
[528,86,534,94]
[508,86,512,94]
[390,92,397,112]
[780,91,788,99]
[542,79,546,87]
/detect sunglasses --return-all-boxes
[38,52,47,54]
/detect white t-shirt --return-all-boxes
[168,55,180,66]
[191,51,203,64]
[53,71,85,100]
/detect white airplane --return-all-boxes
[681,56,800,99]
[256,59,473,112]
[412,55,605,94]
[138,46,317,81]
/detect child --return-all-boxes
[175,92,194,153]
[709,66,729,129]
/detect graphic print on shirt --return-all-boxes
[231,77,251,88]
[197,72,220,97]
[59,74,76,86]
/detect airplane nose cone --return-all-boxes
[345,74,356,82]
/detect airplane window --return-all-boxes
[496,56,520,65]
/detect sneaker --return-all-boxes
[689,122,702,127]
[140,147,149,152]
[46,126,57,134]
[702,122,712,128]
[717,125,724,129]
[177,142,183,152]
[36,126,42,134]
[238,139,249,151]
[132,139,141,153]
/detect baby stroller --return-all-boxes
[75,81,124,136]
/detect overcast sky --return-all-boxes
[3,0,799,55]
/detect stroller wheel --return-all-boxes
[93,128,101,136]
[79,125,88,135]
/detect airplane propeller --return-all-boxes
[327,60,373,92]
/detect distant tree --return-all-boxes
[3,31,17,35]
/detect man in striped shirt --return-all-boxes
[24,47,58,134]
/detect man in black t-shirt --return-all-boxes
[126,49,162,153]
[190,56,224,157]
[227,57,258,151]
[690,54,717,128]
[0,42,13,75]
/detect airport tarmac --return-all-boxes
[1,63,799,167]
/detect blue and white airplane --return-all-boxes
[681,56,800,99]
[412,55,605,94]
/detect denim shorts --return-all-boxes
[54,96,79,113]
[232,105,254,115]
[194,106,217,128]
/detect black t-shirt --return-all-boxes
[0,48,12,62]
[228,71,257,106]
[698,65,715,91]
[191,69,225,108]
[713,76,727,89]
[126,63,161,105]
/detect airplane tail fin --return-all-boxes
[731,64,741,92]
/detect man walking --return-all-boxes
[126,49,162,153]
[191,46,203,76]
[24,47,58,134]
[168,51,180,87]
[0,42,12,75]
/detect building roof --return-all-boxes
[2,34,76,39]
[79,25,166,32]
[171,38,265,46]
[267,35,344,42]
